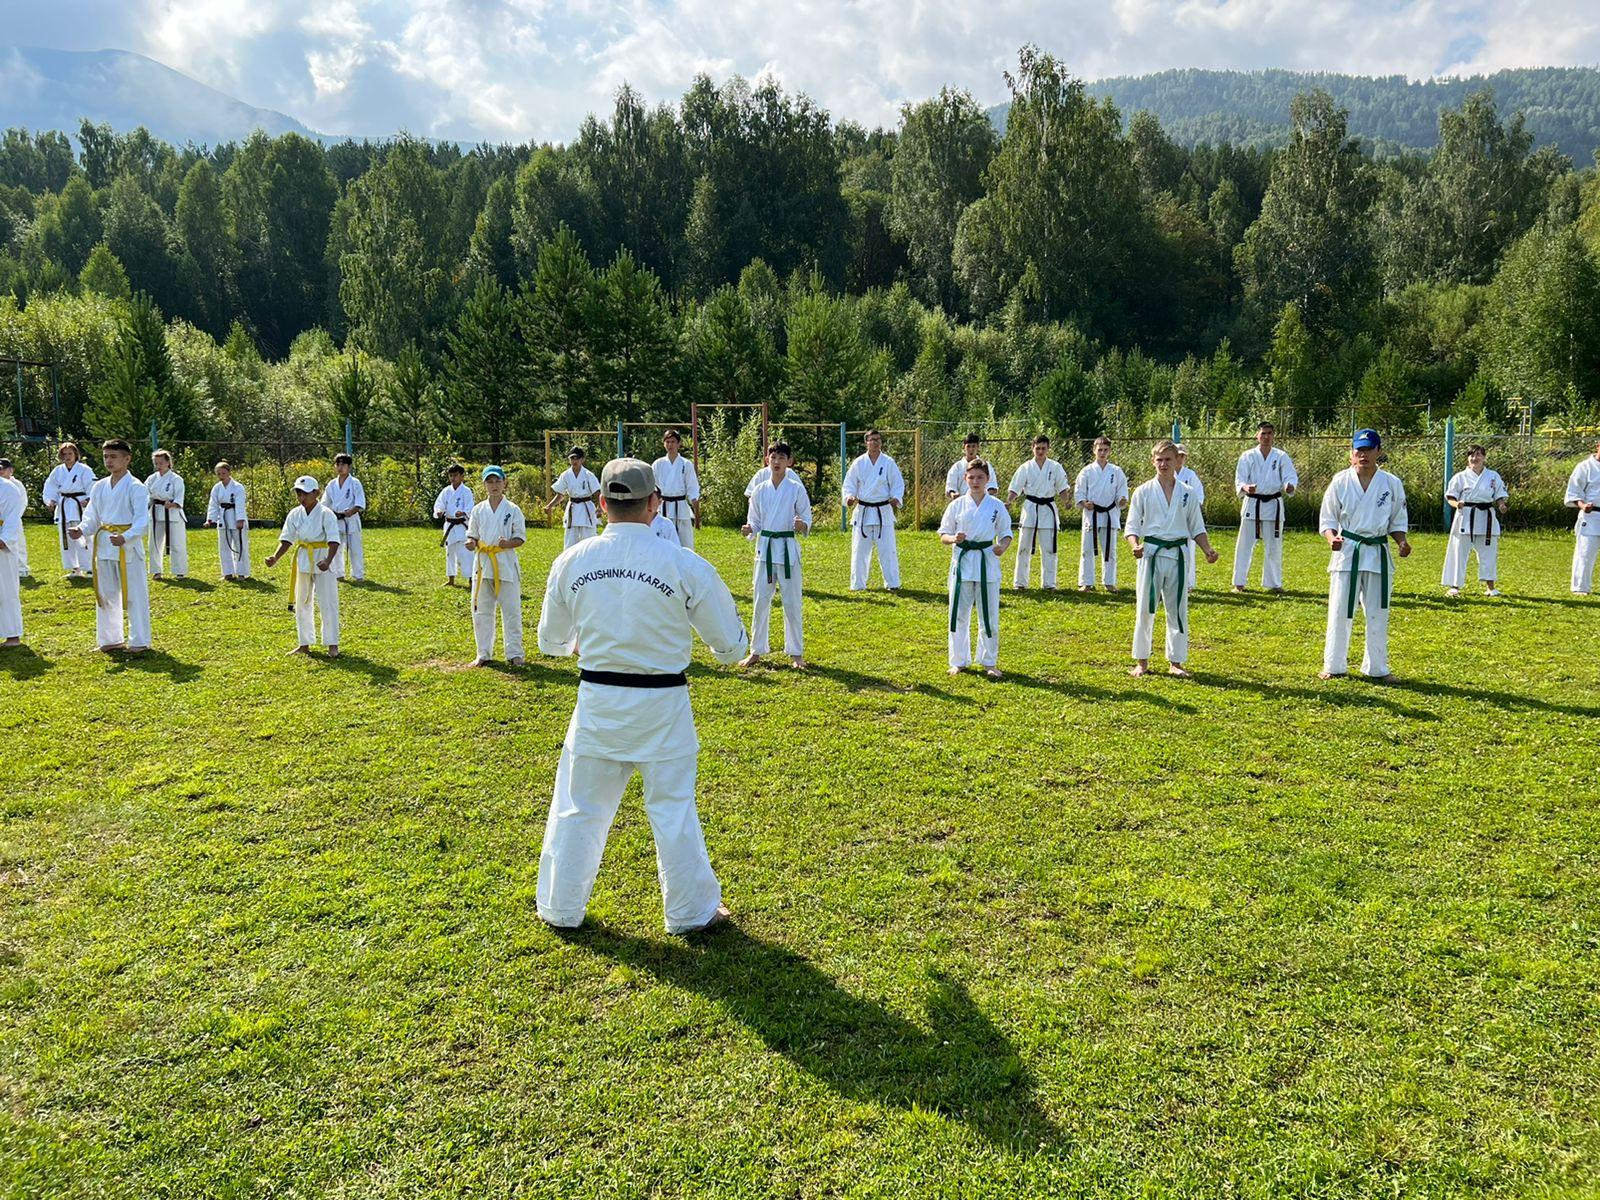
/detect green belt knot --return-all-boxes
[759,529,797,582]
[1340,529,1390,618]
[1141,536,1188,633]
[949,539,996,637]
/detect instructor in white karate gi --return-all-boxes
[536,458,749,935]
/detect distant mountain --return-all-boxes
[991,67,1600,162]
[0,46,326,147]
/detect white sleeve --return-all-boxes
[1006,465,1026,495]
[945,461,962,494]
[1388,477,1408,534]
[683,553,750,665]
[552,474,570,497]
[685,461,700,502]
[993,503,1012,540]
[938,501,959,536]
[126,482,151,539]
[206,486,221,522]
[353,479,367,509]
[889,459,905,502]
[1566,463,1586,505]
[509,505,527,542]
[43,469,61,505]
[433,488,447,518]
[1073,469,1088,503]
[1319,480,1340,534]
[536,560,576,657]
[1235,454,1250,495]
[1186,491,1206,537]
[841,460,859,501]
[1281,455,1299,489]
[1124,489,1144,539]
[795,486,813,530]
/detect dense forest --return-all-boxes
[3,46,1600,459]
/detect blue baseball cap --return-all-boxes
[1352,428,1381,450]
[482,465,506,481]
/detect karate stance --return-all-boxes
[1006,435,1069,590]
[843,428,905,591]
[145,449,187,579]
[1319,429,1412,681]
[42,441,95,577]
[69,438,152,653]
[1565,438,1600,595]
[433,463,474,586]
[546,447,601,549]
[323,453,366,581]
[536,457,748,934]
[205,462,251,579]
[1443,444,1508,596]
[1074,436,1129,591]
[945,432,998,497]
[0,462,23,648]
[466,465,527,667]
[942,459,1013,677]
[264,476,340,657]
[1232,421,1298,592]
[652,430,701,549]
[740,441,812,670]
[1126,441,1219,677]
[0,458,29,579]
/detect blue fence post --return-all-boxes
[1171,419,1182,445]
[839,423,848,532]
[149,419,159,453]
[1441,416,1455,531]
[344,419,353,458]
[617,418,625,460]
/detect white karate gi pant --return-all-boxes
[93,556,152,649]
[1013,522,1059,589]
[0,547,20,640]
[673,517,696,550]
[333,517,364,580]
[294,566,340,647]
[1132,550,1188,664]
[218,525,251,577]
[150,510,188,576]
[1442,532,1499,588]
[851,510,900,589]
[1232,519,1285,589]
[751,549,803,656]
[1186,538,1198,589]
[472,576,523,660]
[948,578,1001,668]
[1324,570,1391,677]
[14,523,28,576]
[564,525,597,551]
[56,512,91,573]
[444,539,471,579]
[1079,514,1118,586]
[537,748,721,933]
[1572,535,1599,594]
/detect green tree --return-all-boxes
[682,286,779,412]
[1480,224,1600,414]
[36,176,103,276]
[1030,358,1100,441]
[326,349,377,439]
[592,250,677,418]
[85,293,195,441]
[1266,302,1325,427]
[175,160,234,335]
[468,175,519,290]
[519,225,597,427]
[79,243,130,300]
[783,292,883,426]
[374,343,442,445]
[681,174,725,298]
[446,278,530,458]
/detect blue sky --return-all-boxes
[3,0,1597,142]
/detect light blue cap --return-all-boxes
[482,465,506,481]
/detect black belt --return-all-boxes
[579,669,687,688]
[567,493,597,526]
[1251,490,1283,540]
[1023,495,1058,555]
[1462,501,1495,546]
[58,491,87,549]
[660,492,690,522]
[218,502,244,559]
[155,499,174,554]
[856,498,893,537]
[1088,502,1117,562]
[441,515,469,546]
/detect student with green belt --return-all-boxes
[1319,428,1411,681]
[1125,440,1218,678]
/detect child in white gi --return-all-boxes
[43,441,95,577]
[0,461,23,648]
[740,441,812,670]
[652,429,701,549]
[70,438,152,653]
[1232,421,1298,592]
[145,449,187,579]
[205,462,251,579]
[0,458,29,579]
[944,432,998,497]
[843,428,905,591]
[942,458,1013,677]
[1565,438,1600,595]
[1319,429,1412,681]
[1075,436,1129,591]
[433,463,475,586]
[546,447,601,549]
[323,453,366,581]
[1007,434,1069,590]
[467,465,527,666]
[265,476,341,657]
[1126,440,1219,678]
[1443,444,1508,597]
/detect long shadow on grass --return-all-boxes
[808,662,979,706]
[107,648,203,683]
[1186,671,1438,721]
[231,577,275,593]
[0,645,52,679]
[318,651,399,685]
[581,925,1060,1148]
[159,576,215,592]
[345,579,409,596]
[1005,670,1198,712]
[1386,677,1600,721]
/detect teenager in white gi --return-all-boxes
[265,476,341,657]
[0,458,29,579]
[466,465,527,666]
[1175,446,1206,592]
[1007,435,1070,590]
[941,459,1013,676]
[1319,429,1412,681]
[43,441,95,577]
[144,449,187,579]
[745,459,773,498]
[1565,438,1600,595]
[546,447,601,549]
[0,463,23,648]
[536,458,748,934]
[205,462,251,579]
[843,429,905,591]
[1126,441,1219,677]
[1232,422,1299,592]
[323,454,366,581]
[1074,437,1130,591]
[70,439,152,653]
[652,430,701,549]
[1443,444,1509,596]
[945,432,998,497]
[433,463,474,586]
[740,441,812,670]
[651,505,681,545]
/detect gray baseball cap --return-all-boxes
[601,457,656,501]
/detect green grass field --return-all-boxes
[3,522,1598,1198]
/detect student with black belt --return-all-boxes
[1232,422,1299,593]
[144,449,188,579]
[535,457,748,934]
[546,446,601,549]
[43,441,95,578]
[1006,434,1070,590]
[1442,445,1508,597]
[205,461,251,579]
[842,429,905,591]
[652,430,701,550]
[1073,436,1129,592]
[432,463,475,586]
